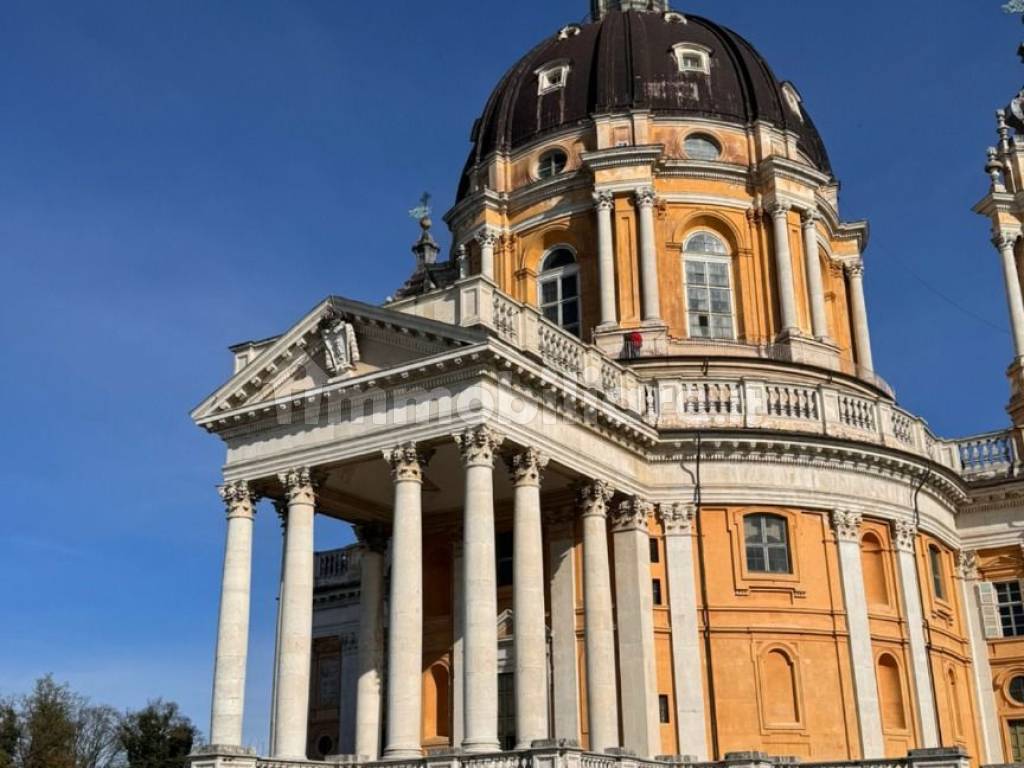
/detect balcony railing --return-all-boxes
[955,431,1017,479]
[315,546,360,588]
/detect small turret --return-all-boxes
[590,0,669,21]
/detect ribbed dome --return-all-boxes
[457,10,831,199]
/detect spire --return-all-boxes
[409,192,439,267]
[590,0,669,21]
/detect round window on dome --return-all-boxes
[684,134,722,161]
[537,149,568,179]
[1010,676,1024,705]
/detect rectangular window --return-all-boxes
[685,258,734,340]
[928,545,946,600]
[1010,719,1024,763]
[650,537,660,563]
[996,581,1024,637]
[659,694,671,724]
[652,579,663,606]
[744,513,791,574]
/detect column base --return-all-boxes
[460,739,502,754]
[384,747,425,760]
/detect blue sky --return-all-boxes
[1,0,1021,750]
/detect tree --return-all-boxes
[117,701,198,768]
[0,699,19,768]
[74,705,121,768]
[17,676,78,768]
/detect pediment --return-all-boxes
[192,296,486,423]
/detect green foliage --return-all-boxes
[117,701,197,768]
[0,700,19,768]
[19,676,78,768]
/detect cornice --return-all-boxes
[581,144,665,171]
[757,155,832,188]
[659,159,750,185]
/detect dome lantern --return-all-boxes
[591,0,670,19]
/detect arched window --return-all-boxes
[763,648,799,725]
[537,149,568,179]
[684,134,722,161]
[684,232,735,340]
[744,513,791,574]
[877,654,907,731]
[929,544,946,600]
[538,247,580,336]
[860,532,890,609]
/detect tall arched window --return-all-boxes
[422,662,451,742]
[684,232,735,340]
[860,532,890,609]
[744,513,791,574]
[877,654,907,731]
[929,544,947,600]
[763,648,800,725]
[538,247,581,336]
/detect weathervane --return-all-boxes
[409,192,432,223]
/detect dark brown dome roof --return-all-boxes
[457,10,831,199]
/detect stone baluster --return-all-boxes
[580,480,620,752]
[801,210,831,342]
[508,448,550,748]
[634,187,662,324]
[383,444,429,759]
[455,426,505,753]
[994,231,1024,360]
[209,480,256,748]
[354,524,389,761]
[595,190,618,328]
[769,203,800,336]
[272,467,317,759]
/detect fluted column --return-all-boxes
[354,525,388,761]
[455,426,505,753]
[382,444,427,759]
[477,229,499,282]
[272,467,317,759]
[547,508,581,743]
[659,504,707,760]
[801,210,831,342]
[769,203,800,336]
[579,480,619,753]
[611,498,659,758]
[958,551,1002,764]
[634,187,662,324]
[845,262,875,373]
[995,232,1024,359]
[831,510,883,759]
[209,480,256,748]
[508,448,550,748]
[595,190,618,328]
[893,520,939,747]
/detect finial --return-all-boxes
[591,0,669,21]
[409,192,439,267]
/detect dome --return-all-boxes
[457,9,831,199]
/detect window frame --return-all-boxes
[536,148,568,180]
[536,61,571,95]
[928,544,947,602]
[671,43,711,75]
[537,246,582,337]
[683,133,722,161]
[744,512,793,575]
[683,231,737,341]
[996,581,1024,637]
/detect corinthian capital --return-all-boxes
[768,202,791,219]
[277,467,316,504]
[454,425,505,468]
[593,189,614,212]
[800,208,819,228]
[611,497,654,533]
[219,480,256,519]
[893,519,918,553]
[633,186,656,209]
[475,229,499,249]
[506,447,548,486]
[383,442,429,483]
[844,261,864,279]
[578,480,615,519]
[957,550,980,580]
[831,508,863,543]
[993,230,1021,253]
[658,502,695,536]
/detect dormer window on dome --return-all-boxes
[672,43,710,75]
[537,149,568,179]
[781,82,805,123]
[537,62,570,95]
[684,133,721,161]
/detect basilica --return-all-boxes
[188,3,1024,768]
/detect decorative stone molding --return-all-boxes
[611,497,653,532]
[578,480,615,519]
[830,508,863,542]
[475,229,500,249]
[454,425,505,467]
[383,442,429,483]
[593,190,614,212]
[318,307,360,376]
[768,202,791,219]
[957,550,980,580]
[844,262,865,279]
[893,519,918,553]
[355,523,390,555]
[277,467,316,504]
[218,480,256,520]
[801,209,819,229]
[633,186,656,209]
[506,447,549,487]
[993,231,1020,252]
[658,502,695,536]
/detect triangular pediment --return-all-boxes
[192,296,486,423]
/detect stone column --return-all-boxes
[893,520,939,747]
[272,468,317,759]
[507,448,550,748]
[831,510,884,759]
[547,508,581,743]
[635,186,662,324]
[769,203,800,336]
[452,540,465,748]
[354,525,388,761]
[611,498,660,758]
[659,504,707,761]
[477,229,498,282]
[209,480,256,748]
[801,210,831,343]
[958,551,1002,764]
[995,232,1024,359]
[455,426,505,753]
[845,262,875,373]
[382,444,427,759]
[595,190,618,328]
[579,480,620,753]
